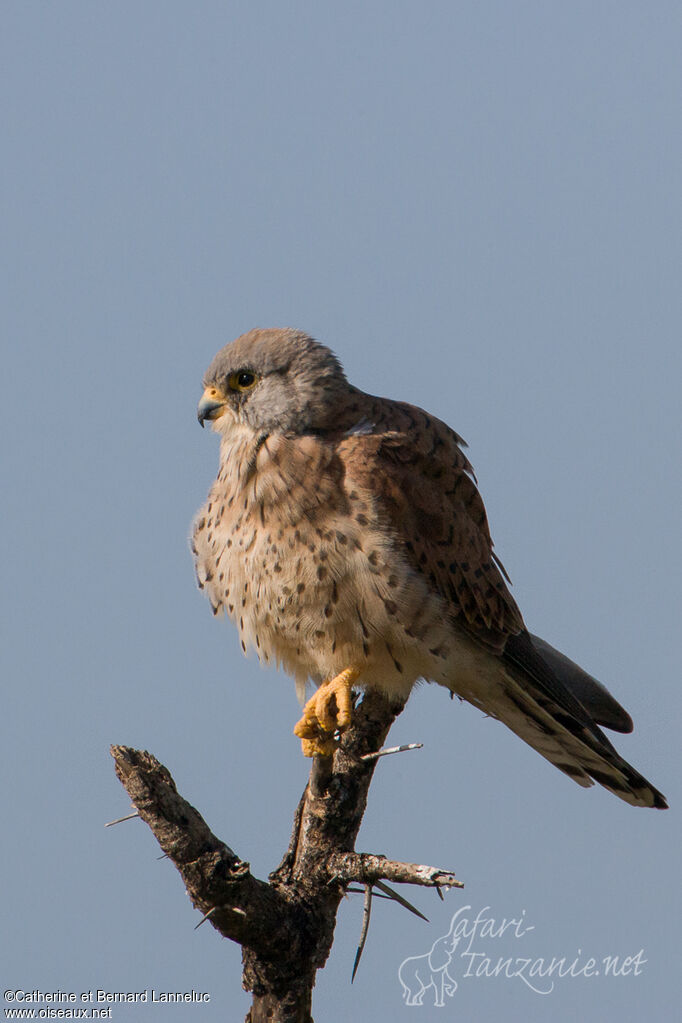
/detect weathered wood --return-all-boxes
[111,690,463,1021]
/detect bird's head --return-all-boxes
[198,328,349,436]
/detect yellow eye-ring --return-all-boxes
[227,369,259,392]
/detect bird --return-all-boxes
[192,327,667,809]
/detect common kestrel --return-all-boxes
[192,328,667,809]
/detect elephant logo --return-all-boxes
[398,914,460,1007]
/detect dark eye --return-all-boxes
[227,370,259,392]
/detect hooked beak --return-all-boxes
[197,386,227,427]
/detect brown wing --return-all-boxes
[334,400,668,810]
[339,400,525,652]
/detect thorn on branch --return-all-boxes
[194,906,219,931]
[346,888,393,899]
[351,884,373,982]
[374,880,429,922]
[360,742,423,761]
[104,811,140,828]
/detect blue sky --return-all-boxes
[2,3,680,1020]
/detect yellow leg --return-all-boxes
[293,667,362,757]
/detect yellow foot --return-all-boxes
[293,667,362,757]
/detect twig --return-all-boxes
[109,745,296,957]
[328,851,464,890]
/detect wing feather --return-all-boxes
[336,400,667,809]
[339,401,524,651]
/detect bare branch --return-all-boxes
[110,689,462,1021]
[110,745,297,956]
[327,851,464,890]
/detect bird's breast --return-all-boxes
[192,431,458,698]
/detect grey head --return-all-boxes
[197,328,350,435]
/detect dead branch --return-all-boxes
[110,689,463,1023]
[326,852,464,890]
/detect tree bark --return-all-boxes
[111,690,462,1022]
